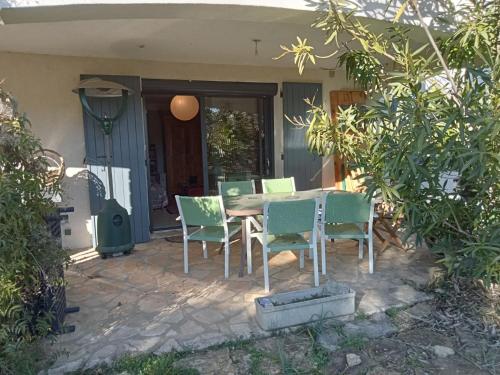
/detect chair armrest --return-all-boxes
[248,216,263,232]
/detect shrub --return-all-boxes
[0,86,69,374]
[279,0,500,285]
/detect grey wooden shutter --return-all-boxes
[81,75,150,245]
[283,82,323,190]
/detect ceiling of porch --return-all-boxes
[0,3,430,69]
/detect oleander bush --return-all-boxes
[0,86,68,374]
[279,0,499,285]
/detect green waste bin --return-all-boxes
[96,198,134,258]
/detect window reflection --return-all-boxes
[205,97,264,194]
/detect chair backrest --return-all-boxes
[261,177,296,194]
[218,180,255,197]
[322,192,373,224]
[263,198,318,235]
[175,195,225,227]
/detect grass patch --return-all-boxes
[207,337,252,352]
[355,310,369,321]
[1,341,58,375]
[247,347,266,375]
[310,344,329,370]
[386,306,405,319]
[303,327,330,370]
[339,335,367,351]
[404,353,424,370]
[330,323,345,336]
[70,352,198,375]
[202,337,271,375]
[277,339,294,375]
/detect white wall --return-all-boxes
[0,51,353,249]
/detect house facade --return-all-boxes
[0,0,444,249]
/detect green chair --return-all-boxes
[320,192,375,275]
[218,180,256,197]
[252,198,320,292]
[218,179,262,274]
[261,177,296,194]
[175,195,240,278]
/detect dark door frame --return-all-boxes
[142,79,278,97]
[142,79,277,198]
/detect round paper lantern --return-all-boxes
[170,95,199,121]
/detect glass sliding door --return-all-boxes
[204,97,269,194]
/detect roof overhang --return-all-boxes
[0,1,451,69]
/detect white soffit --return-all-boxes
[0,1,443,68]
[0,0,460,26]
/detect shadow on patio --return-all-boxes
[48,232,437,372]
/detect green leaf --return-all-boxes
[393,0,409,23]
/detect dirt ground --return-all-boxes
[172,278,499,375]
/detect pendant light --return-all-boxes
[170,95,199,121]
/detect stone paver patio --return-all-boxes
[48,232,436,373]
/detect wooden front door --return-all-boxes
[330,90,366,190]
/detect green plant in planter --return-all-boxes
[277,0,499,285]
[0,86,69,373]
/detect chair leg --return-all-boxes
[263,249,270,293]
[246,219,252,274]
[358,239,364,260]
[299,250,305,269]
[202,241,208,259]
[368,234,374,274]
[312,245,319,287]
[224,241,230,279]
[183,238,189,274]
[331,238,335,272]
[321,235,327,275]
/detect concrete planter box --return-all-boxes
[255,282,355,331]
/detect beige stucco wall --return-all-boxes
[0,51,353,249]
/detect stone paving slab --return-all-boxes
[46,235,437,374]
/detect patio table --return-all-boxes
[224,188,338,277]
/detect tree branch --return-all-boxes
[443,220,474,240]
[408,0,460,99]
